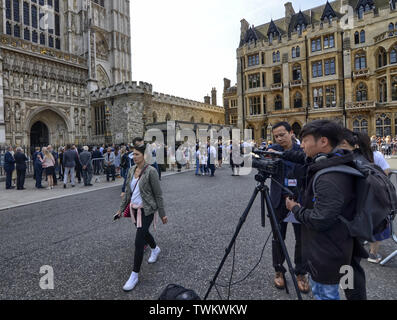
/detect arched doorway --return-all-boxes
[292,122,302,137]
[30,121,49,147]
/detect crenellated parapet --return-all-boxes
[152,92,224,114]
[90,81,153,100]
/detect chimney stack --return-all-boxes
[211,88,217,106]
[204,95,211,104]
[223,78,231,91]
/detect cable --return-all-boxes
[214,230,272,289]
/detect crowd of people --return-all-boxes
[370,135,397,158]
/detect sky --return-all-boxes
[130,0,322,103]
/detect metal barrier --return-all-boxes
[0,160,34,177]
[380,171,397,266]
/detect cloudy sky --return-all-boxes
[130,0,321,103]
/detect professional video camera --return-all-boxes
[252,149,284,180]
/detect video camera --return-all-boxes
[252,149,284,179]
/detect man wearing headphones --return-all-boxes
[285,120,367,300]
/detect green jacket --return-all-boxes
[119,163,166,218]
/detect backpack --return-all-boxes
[158,284,201,300]
[313,160,397,242]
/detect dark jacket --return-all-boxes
[63,149,80,168]
[79,151,92,169]
[270,143,305,208]
[119,163,165,218]
[4,151,15,171]
[291,150,362,284]
[14,152,28,171]
[92,150,102,159]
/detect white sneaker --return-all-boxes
[123,271,139,291]
[148,246,161,264]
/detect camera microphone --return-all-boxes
[253,149,284,157]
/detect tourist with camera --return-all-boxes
[285,120,366,300]
[267,122,309,293]
[114,143,168,292]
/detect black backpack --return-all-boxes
[158,284,201,300]
[313,160,397,242]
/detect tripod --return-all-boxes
[204,173,303,300]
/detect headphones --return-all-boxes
[313,153,330,163]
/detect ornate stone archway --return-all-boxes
[26,108,71,147]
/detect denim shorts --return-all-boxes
[309,276,340,300]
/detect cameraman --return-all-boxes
[285,120,367,300]
[268,122,309,293]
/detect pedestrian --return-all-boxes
[207,141,216,177]
[104,147,116,182]
[48,145,58,186]
[92,146,102,175]
[114,143,168,292]
[195,144,200,176]
[217,140,223,168]
[114,146,121,178]
[41,147,56,190]
[80,146,93,186]
[9,147,17,187]
[58,147,65,180]
[14,147,28,190]
[285,120,367,300]
[4,146,16,189]
[63,144,79,188]
[33,147,44,189]
[71,145,82,184]
[150,141,161,180]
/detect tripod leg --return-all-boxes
[204,185,261,300]
[263,188,303,300]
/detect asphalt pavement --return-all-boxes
[0,166,396,300]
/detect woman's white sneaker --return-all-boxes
[123,271,138,291]
[148,246,161,264]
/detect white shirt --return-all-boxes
[130,176,143,206]
[373,151,390,171]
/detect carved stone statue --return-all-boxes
[15,104,21,122]
[74,108,79,125]
[5,103,11,122]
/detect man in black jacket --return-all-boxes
[14,147,28,190]
[285,120,367,300]
[268,122,308,293]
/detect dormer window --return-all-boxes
[359,6,364,18]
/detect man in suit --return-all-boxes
[14,147,28,190]
[92,147,102,175]
[80,146,93,186]
[4,146,16,189]
[268,121,309,293]
[33,147,44,189]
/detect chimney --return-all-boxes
[240,19,250,42]
[204,95,211,104]
[223,78,231,91]
[284,2,295,29]
[284,2,295,18]
[211,88,217,106]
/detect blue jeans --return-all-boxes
[309,277,340,300]
[195,158,200,175]
[121,167,128,193]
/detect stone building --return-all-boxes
[0,0,226,149]
[237,0,397,142]
[0,0,131,148]
[90,82,226,145]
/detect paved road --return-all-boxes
[0,167,396,300]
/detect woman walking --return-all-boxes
[41,147,56,189]
[114,144,168,291]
